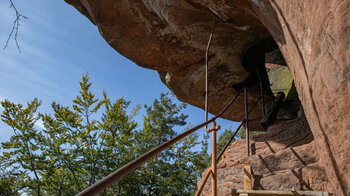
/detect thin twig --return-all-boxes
[4,0,28,52]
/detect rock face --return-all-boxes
[199,112,329,195]
[248,1,350,195]
[65,0,350,195]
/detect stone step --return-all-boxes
[198,114,329,196]
[221,114,313,165]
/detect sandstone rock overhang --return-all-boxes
[65,1,350,195]
[64,0,279,130]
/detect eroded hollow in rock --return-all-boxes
[237,37,304,130]
[201,39,318,196]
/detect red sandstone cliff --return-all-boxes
[65,1,350,195]
[199,111,329,195]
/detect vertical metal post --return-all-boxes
[256,67,265,116]
[211,125,217,196]
[244,87,250,157]
[205,53,209,130]
[205,22,218,131]
[259,79,265,116]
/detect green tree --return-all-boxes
[98,96,141,195]
[39,74,138,195]
[38,74,109,195]
[217,127,235,156]
[135,93,206,196]
[40,102,86,195]
[0,76,209,196]
[0,159,22,196]
[70,74,106,186]
[0,98,47,196]
[0,74,135,195]
[238,126,264,139]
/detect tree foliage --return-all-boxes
[237,126,264,139]
[217,127,235,155]
[134,93,204,195]
[0,75,208,196]
[1,98,44,195]
[0,159,21,196]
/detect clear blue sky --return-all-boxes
[0,0,239,149]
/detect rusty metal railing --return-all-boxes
[195,94,262,196]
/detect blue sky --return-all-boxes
[0,0,239,149]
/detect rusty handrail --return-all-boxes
[196,169,213,196]
[76,90,243,196]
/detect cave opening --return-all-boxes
[237,37,304,130]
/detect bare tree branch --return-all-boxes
[4,0,28,52]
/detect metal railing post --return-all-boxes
[244,87,250,157]
[256,67,265,116]
[216,95,261,162]
[205,22,219,131]
[259,78,265,116]
[212,124,217,196]
[207,121,220,196]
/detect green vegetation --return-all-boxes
[217,128,235,154]
[238,126,264,139]
[0,74,209,196]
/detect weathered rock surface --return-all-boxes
[64,0,273,129]
[265,49,300,120]
[65,0,350,195]
[249,1,350,195]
